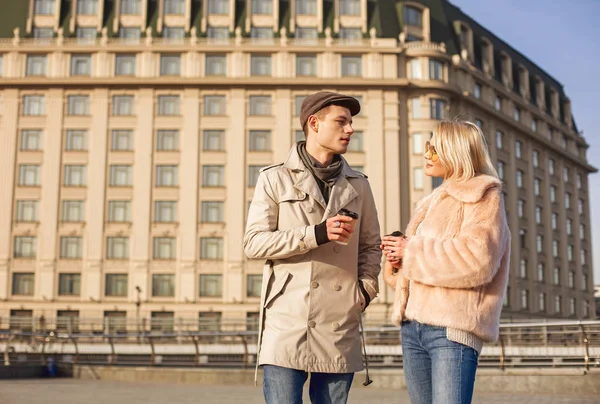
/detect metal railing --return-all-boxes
[1,317,599,370]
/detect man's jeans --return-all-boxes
[401,320,479,404]
[263,365,354,404]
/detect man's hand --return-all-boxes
[326,215,354,243]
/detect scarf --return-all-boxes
[297,141,343,204]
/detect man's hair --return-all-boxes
[303,105,334,137]
[434,120,499,181]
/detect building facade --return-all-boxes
[0,0,596,332]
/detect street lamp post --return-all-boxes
[135,286,142,343]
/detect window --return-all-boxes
[158,95,180,115]
[64,165,87,186]
[20,130,42,151]
[534,178,540,196]
[205,55,226,76]
[201,201,224,223]
[16,201,38,222]
[536,234,543,253]
[531,119,537,132]
[516,170,523,188]
[412,133,424,154]
[251,0,272,14]
[105,274,128,296]
[550,186,556,203]
[160,55,181,76]
[495,131,503,149]
[430,99,447,119]
[163,27,185,43]
[251,27,274,42]
[203,165,225,187]
[156,130,178,151]
[58,274,81,296]
[152,274,175,296]
[108,201,131,222]
[413,168,424,190]
[14,237,37,259]
[474,83,481,99]
[514,107,520,121]
[249,95,271,116]
[567,245,574,262]
[538,293,546,312]
[119,28,141,43]
[520,290,528,310]
[552,240,559,258]
[551,213,557,230]
[581,250,586,265]
[339,0,360,15]
[34,0,56,14]
[410,59,422,80]
[203,130,225,151]
[577,173,582,189]
[33,27,54,41]
[67,95,90,115]
[25,55,46,76]
[109,165,132,187]
[19,165,41,186]
[23,95,45,115]
[65,130,87,151]
[404,5,423,27]
[569,298,576,316]
[517,200,524,218]
[249,130,271,152]
[295,130,304,142]
[106,237,129,259]
[121,0,141,14]
[76,27,97,44]
[579,224,585,240]
[111,130,133,151]
[112,95,134,116]
[153,238,176,260]
[250,55,272,76]
[199,274,222,297]
[562,167,570,183]
[537,263,544,282]
[410,98,421,119]
[294,96,307,116]
[295,27,318,43]
[296,55,317,76]
[582,274,588,291]
[156,165,178,187]
[247,274,262,297]
[200,237,223,260]
[62,200,85,222]
[503,286,510,308]
[77,0,97,15]
[548,159,555,175]
[554,295,562,314]
[515,141,522,158]
[207,26,229,42]
[12,273,34,295]
[296,0,316,15]
[578,199,584,215]
[494,96,501,111]
[535,206,542,224]
[566,219,572,235]
[519,259,527,278]
[561,135,567,149]
[115,54,136,75]
[248,165,263,187]
[339,27,362,43]
[497,161,504,180]
[532,150,539,167]
[565,193,571,209]
[204,95,226,116]
[154,201,177,222]
[348,131,363,152]
[60,236,83,259]
[341,56,362,77]
[208,0,228,14]
[71,54,91,76]
[164,0,185,14]
[429,60,443,80]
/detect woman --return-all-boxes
[381,120,511,404]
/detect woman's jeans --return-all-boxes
[401,320,479,404]
[263,364,354,404]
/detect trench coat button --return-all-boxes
[332,322,340,330]
[333,284,342,291]
[311,281,319,289]
[307,206,315,213]
[299,241,306,249]
[333,246,340,253]
[308,320,316,328]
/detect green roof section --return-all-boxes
[0,0,28,38]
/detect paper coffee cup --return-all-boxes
[334,208,359,245]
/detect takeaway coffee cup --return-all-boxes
[334,208,359,245]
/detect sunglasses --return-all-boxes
[425,141,439,162]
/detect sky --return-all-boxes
[450,0,600,286]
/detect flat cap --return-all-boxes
[300,91,361,131]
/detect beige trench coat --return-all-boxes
[243,145,382,374]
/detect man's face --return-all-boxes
[310,105,354,155]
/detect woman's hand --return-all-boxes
[381,235,408,263]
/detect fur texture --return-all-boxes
[392,175,511,343]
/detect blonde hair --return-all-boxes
[433,120,498,181]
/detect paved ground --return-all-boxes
[0,380,598,404]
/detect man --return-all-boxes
[243,91,382,404]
